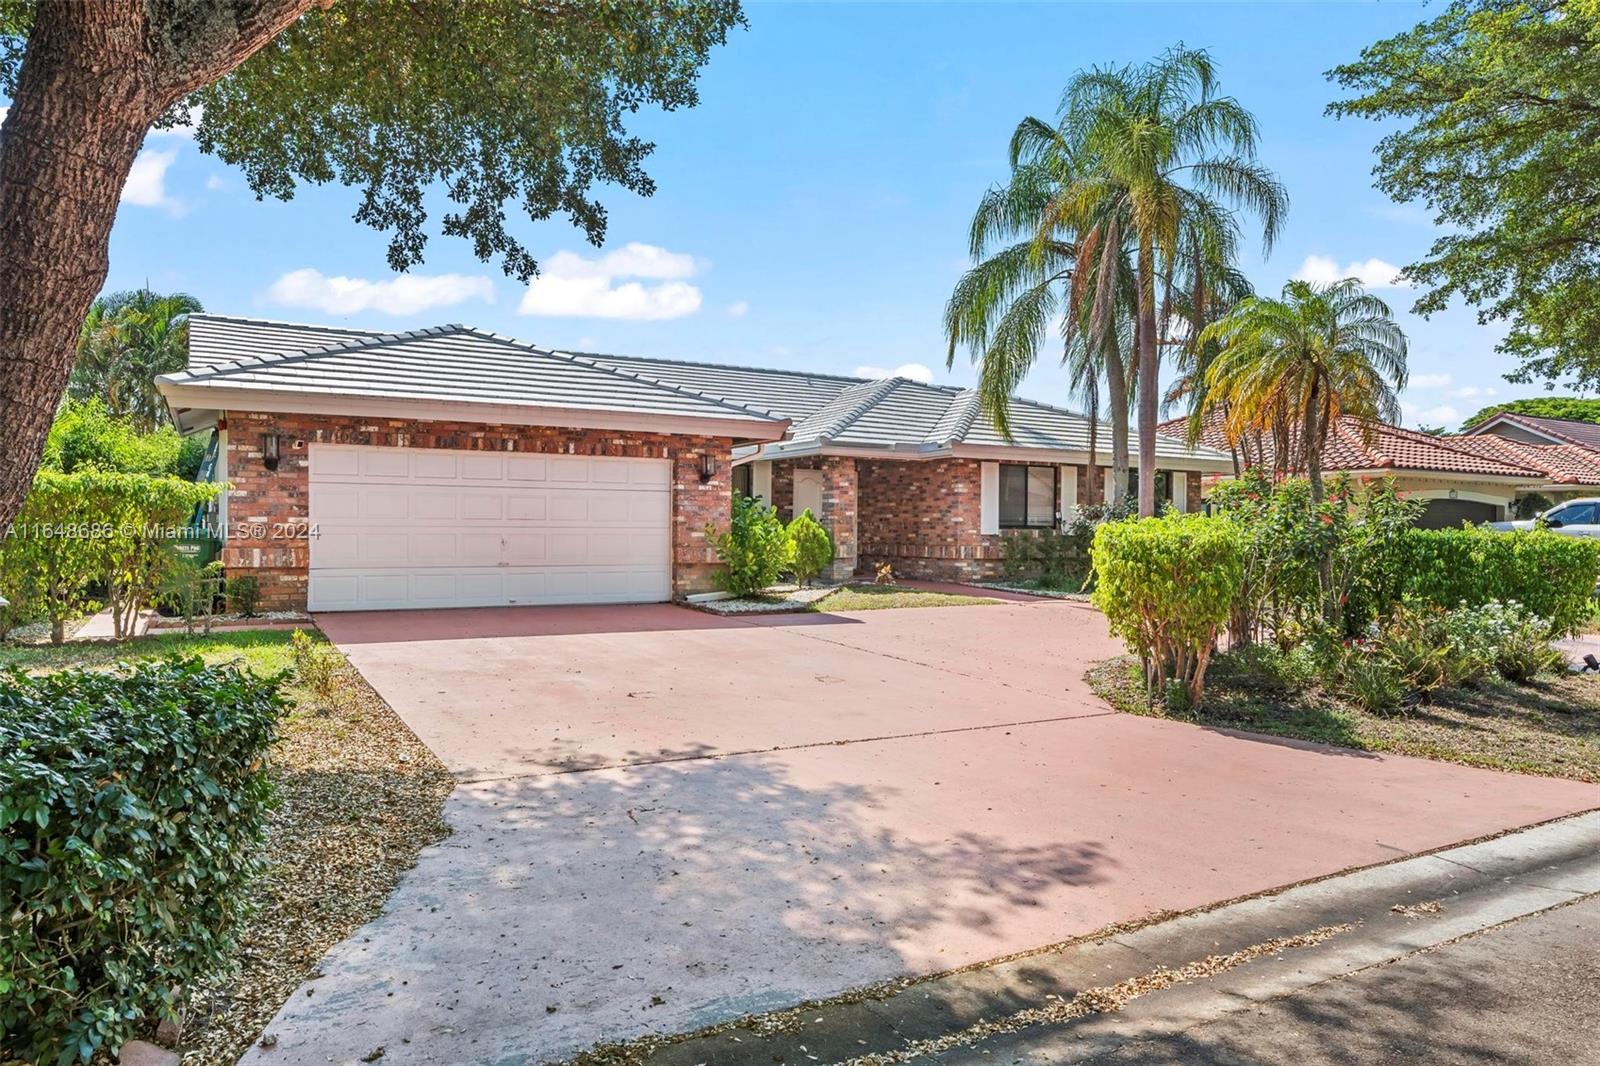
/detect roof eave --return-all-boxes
[156,380,790,444]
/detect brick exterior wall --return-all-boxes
[855,457,1004,582]
[221,411,733,610]
[767,458,859,583]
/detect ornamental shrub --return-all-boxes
[40,399,204,479]
[709,495,793,597]
[0,658,284,1064]
[1369,527,1600,637]
[291,628,341,703]
[786,509,835,587]
[1091,513,1243,708]
[0,471,221,641]
[1337,647,1406,715]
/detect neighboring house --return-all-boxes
[1157,412,1563,528]
[1458,412,1600,506]
[157,314,1233,612]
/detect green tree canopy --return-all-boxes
[1460,397,1600,430]
[1328,0,1600,387]
[71,289,202,429]
[0,0,743,533]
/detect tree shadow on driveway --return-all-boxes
[239,742,1117,1066]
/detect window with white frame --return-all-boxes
[999,464,1056,528]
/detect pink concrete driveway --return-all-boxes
[244,598,1600,1066]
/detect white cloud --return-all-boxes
[1403,400,1460,426]
[205,174,227,191]
[1453,384,1497,400]
[122,148,186,214]
[265,268,496,316]
[855,362,935,384]
[726,300,750,318]
[1293,254,1412,290]
[519,241,705,321]
[1409,373,1451,389]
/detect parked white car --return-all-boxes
[1490,497,1600,536]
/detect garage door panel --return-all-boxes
[315,490,362,521]
[631,462,672,487]
[630,495,670,523]
[506,455,548,482]
[590,496,629,523]
[549,456,591,482]
[308,444,672,611]
[461,454,504,480]
[457,533,503,566]
[503,533,547,564]
[412,491,458,521]
[360,450,412,479]
[505,495,547,521]
[550,495,589,522]
[409,532,460,566]
[413,452,459,480]
[365,489,411,521]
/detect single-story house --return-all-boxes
[1158,411,1600,527]
[1457,412,1600,504]
[157,314,1233,612]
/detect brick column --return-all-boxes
[819,456,858,583]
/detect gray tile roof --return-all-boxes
[587,350,1225,461]
[174,316,1229,463]
[165,322,783,426]
[186,314,380,369]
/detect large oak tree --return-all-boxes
[0,0,741,527]
[1329,0,1600,389]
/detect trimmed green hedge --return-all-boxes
[1365,527,1600,636]
[0,658,284,1064]
[1091,513,1243,708]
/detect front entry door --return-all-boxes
[793,468,824,521]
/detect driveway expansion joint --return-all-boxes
[453,710,1125,784]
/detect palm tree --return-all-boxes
[1165,265,1255,473]
[945,127,1138,505]
[1199,277,1409,504]
[1046,46,1288,516]
[71,289,203,429]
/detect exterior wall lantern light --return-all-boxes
[699,453,717,484]
[262,433,281,472]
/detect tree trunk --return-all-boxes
[1136,236,1159,518]
[1105,340,1131,507]
[0,0,315,532]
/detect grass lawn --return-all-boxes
[812,584,1000,611]
[4,629,454,1065]
[1089,653,1600,783]
[0,628,302,674]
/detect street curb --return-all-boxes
[580,811,1600,1066]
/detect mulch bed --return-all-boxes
[172,657,455,1064]
[1089,653,1600,783]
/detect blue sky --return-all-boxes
[14,1,1569,430]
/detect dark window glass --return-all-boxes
[1554,502,1595,525]
[732,464,752,498]
[1000,465,1055,528]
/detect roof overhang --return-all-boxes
[1325,468,1544,485]
[732,438,1234,471]
[157,380,791,445]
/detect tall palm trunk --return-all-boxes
[1084,385,1100,508]
[1135,236,1160,517]
[1105,339,1131,506]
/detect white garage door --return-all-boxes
[307,444,672,611]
